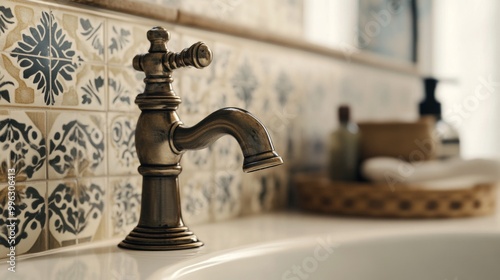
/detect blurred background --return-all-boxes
[304,0,500,159]
[2,0,500,258]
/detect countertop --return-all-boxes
[2,207,500,279]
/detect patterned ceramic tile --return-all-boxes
[108,66,142,112]
[109,176,141,237]
[48,177,105,248]
[11,61,107,109]
[106,20,150,66]
[181,147,213,173]
[7,10,85,107]
[76,177,106,243]
[180,171,213,225]
[0,53,20,105]
[108,113,139,175]
[47,111,106,179]
[1,1,49,54]
[0,110,46,181]
[207,41,245,113]
[76,64,106,110]
[230,53,259,110]
[1,4,102,108]
[177,34,216,115]
[47,179,77,248]
[52,7,105,63]
[212,136,242,171]
[0,2,16,52]
[0,181,47,256]
[241,170,280,215]
[179,114,213,172]
[212,170,242,221]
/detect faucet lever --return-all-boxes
[164,42,212,71]
[133,26,212,76]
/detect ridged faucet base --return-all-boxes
[118,226,203,250]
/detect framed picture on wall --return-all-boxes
[358,0,418,63]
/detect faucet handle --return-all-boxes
[163,41,213,71]
[133,26,213,76]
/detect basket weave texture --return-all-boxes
[295,174,497,218]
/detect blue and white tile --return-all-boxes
[76,64,106,110]
[212,136,242,172]
[30,62,106,109]
[0,181,47,256]
[47,179,78,248]
[0,1,17,51]
[107,113,139,175]
[8,7,87,107]
[212,170,242,221]
[47,177,106,248]
[3,52,52,107]
[52,7,105,63]
[177,33,215,115]
[109,176,141,237]
[108,66,142,112]
[180,171,213,225]
[179,171,215,225]
[106,20,150,66]
[207,41,245,112]
[241,170,279,215]
[47,111,106,179]
[0,110,46,181]
[0,53,20,106]
[2,1,50,55]
[179,114,213,172]
[229,50,262,111]
[76,177,106,243]
[5,5,85,107]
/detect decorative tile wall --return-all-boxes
[0,0,421,258]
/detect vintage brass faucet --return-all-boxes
[118,27,283,250]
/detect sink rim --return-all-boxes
[155,228,500,280]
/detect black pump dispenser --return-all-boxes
[419,77,441,119]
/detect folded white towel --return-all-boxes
[361,157,500,189]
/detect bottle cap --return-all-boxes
[338,105,350,123]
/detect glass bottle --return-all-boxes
[328,105,359,181]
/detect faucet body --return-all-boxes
[118,27,282,250]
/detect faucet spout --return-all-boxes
[173,107,283,172]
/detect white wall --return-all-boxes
[433,0,500,159]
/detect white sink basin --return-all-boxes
[2,212,500,280]
[158,232,500,280]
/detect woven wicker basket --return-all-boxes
[295,174,497,218]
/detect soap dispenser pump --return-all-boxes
[419,77,460,159]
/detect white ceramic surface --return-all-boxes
[1,212,500,279]
[160,232,500,280]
